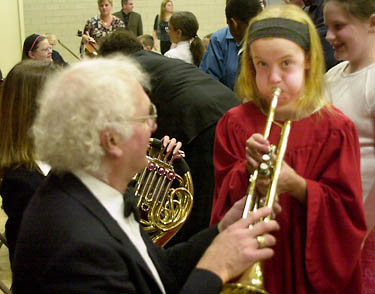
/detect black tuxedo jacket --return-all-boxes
[12,172,221,294]
[132,51,240,245]
[113,10,143,36]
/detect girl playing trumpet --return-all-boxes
[210,4,366,293]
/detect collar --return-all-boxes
[225,26,242,48]
[73,170,124,221]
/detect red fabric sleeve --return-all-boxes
[210,112,250,225]
[304,119,366,292]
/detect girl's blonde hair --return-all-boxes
[236,4,329,118]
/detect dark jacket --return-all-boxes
[0,166,45,264]
[12,172,222,293]
[113,10,143,36]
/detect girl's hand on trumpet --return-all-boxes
[245,133,270,173]
[245,133,307,205]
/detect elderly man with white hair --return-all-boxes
[12,56,279,294]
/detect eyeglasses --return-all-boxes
[40,46,53,53]
[129,103,158,127]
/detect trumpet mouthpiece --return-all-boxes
[272,88,282,96]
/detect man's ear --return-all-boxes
[100,130,123,157]
[229,17,238,29]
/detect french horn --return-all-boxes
[132,138,194,247]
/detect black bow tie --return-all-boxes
[123,186,140,222]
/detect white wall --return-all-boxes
[1,0,284,70]
[0,0,24,76]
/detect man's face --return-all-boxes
[123,0,134,14]
[227,18,248,44]
[123,81,157,175]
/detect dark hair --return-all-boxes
[138,34,154,48]
[0,60,59,176]
[169,11,205,66]
[99,30,143,56]
[324,0,375,21]
[225,0,263,23]
[22,34,48,60]
[121,0,129,5]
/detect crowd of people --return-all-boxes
[0,0,374,293]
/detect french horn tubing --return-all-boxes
[221,88,291,294]
[132,138,194,247]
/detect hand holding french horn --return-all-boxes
[161,135,185,160]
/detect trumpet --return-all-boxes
[221,88,291,294]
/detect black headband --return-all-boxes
[248,18,310,51]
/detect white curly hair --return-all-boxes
[32,55,150,174]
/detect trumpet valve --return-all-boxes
[259,154,272,177]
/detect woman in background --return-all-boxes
[153,0,174,54]
[22,34,52,62]
[0,60,58,265]
[165,11,205,66]
[80,0,125,57]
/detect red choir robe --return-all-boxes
[211,102,367,294]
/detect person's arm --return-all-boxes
[210,111,251,224]
[199,31,226,82]
[80,20,95,57]
[138,14,143,36]
[153,15,160,52]
[364,183,375,236]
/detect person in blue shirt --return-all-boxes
[199,0,262,90]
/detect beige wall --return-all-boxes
[0,0,24,77]
[22,0,228,64]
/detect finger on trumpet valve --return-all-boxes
[259,162,270,177]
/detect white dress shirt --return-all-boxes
[164,40,193,64]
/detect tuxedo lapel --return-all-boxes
[140,229,178,293]
[53,172,161,286]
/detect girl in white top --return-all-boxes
[165,11,205,66]
[324,0,375,292]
